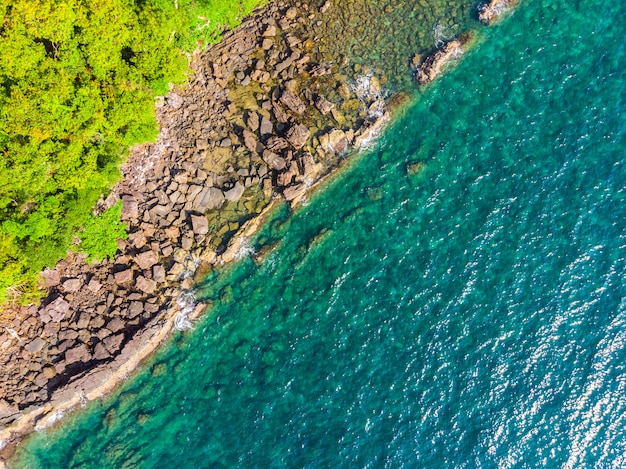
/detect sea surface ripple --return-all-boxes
[13,0,626,467]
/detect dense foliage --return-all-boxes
[0,0,262,304]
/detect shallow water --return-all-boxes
[13,0,626,467]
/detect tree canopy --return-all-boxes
[0,0,262,304]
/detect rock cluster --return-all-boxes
[414,34,472,86]
[0,0,390,431]
[478,0,520,24]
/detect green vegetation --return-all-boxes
[0,0,262,305]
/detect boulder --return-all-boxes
[279,90,306,114]
[103,333,124,354]
[121,195,139,220]
[93,342,111,360]
[25,337,46,354]
[153,265,165,283]
[114,269,133,284]
[42,297,71,323]
[87,278,103,293]
[266,136,290,152]
[283,184,305,201]
[135,250,159,270]
[224,182,245,202]
[128,301,144,318]
[191,214,209,235]
[40,268,61,287]
[478,0,519,24]
[0,400,19,420]
[194,187,226,211]
[315,95,335,115]
[263,150,287,170]
[320,129,349,154]
[415,37,468,85]
[65,344,91,364]
[260,116,273,136]
[247,112,260,132]
[62,277,82,292]
[243,130,263,154]
[136,276,157,294]
[286,124,311,149]
[263,24,277,37]
[106,317,125,333]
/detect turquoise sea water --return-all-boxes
[13,0,626,467]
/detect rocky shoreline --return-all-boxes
[0,0,396,460]
[0,0,514,463]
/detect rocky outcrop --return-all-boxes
[0,0,394,443]
[414,35,471,86]
[478,0,520,24]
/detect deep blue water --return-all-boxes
[12,0,626,467]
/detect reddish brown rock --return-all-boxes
[114,269,134,284]
[121,195,139,220]
[87,278,103,293]
[136,276,157,294]
[279,90,306,114]
[286,124,311,149]
[135,250,159,270]
[65,344,91,364]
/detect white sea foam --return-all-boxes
[174,290,196,331]
[233,237,256,260]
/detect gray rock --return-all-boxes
[260,116,273,136]
[224,182,245,202]
[286,124,311,149]
[135,250,159,270]
[43,297,71,323]
[194,187,225,211]
[191,214,209,235]
[62,278,82,292]
[25,337,46,354]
